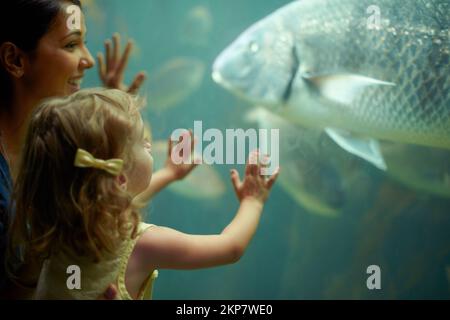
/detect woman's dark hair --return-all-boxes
[0,0,82,104]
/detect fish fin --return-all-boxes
[325,127,387,170]
[303,73,395,105]
[244,107,268,124]
[282,44,301,103]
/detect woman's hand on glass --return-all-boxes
[97,33,146,94]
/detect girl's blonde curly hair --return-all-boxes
[8,88,146,280]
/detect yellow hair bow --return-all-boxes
[74,148,124,176]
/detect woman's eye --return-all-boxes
[65,42,77,50]
[65,39,85,50]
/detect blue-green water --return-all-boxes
[83,0,450,299]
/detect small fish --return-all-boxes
[180,6,213,47]
[213,0,450,170]
[151,141,226,200]
[148,58,205,111]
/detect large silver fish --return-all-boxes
[212,0,449,169]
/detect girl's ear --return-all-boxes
[117,174,128,190]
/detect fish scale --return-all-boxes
[290,1,446,143]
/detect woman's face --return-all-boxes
[23,3,95,100]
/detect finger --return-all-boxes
[175,131,187,159]
[127,72,146,94]
[167,137,173,158]
[189,129,195,151]
[258,154,270,179]
[261,154,270,167]
[116,40,133,78]
[254,162,262,177]
[188,130,195,162]
[245,163,259,177]
[97,52,106,81]
[105,39,112,71]
[266,167,280,190]
[183,131,192,162]
[245,162,253,177]
[230,169,241,195]
[193,156,202,165]
[113,33,121,68]
[193,136,199,151]
[247,150,259,176]
[178,131,185,143]
[177,130,186,155]
[248,149,259,165]
[245,149,257,175]
[255,150,263,177]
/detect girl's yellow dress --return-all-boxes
[34,222,158,300]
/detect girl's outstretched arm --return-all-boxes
[134,151,279,270]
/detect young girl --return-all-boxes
[8,88,279,300]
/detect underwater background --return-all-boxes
[82,0,450,299]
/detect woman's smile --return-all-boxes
[68,76,84,93]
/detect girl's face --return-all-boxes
[23,3,95,100]
[126,118,154,197]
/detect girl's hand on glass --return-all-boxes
[97,33,146,94]
[230,150,280,204]
[165,130,199,181]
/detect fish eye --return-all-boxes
[249,41,259,53]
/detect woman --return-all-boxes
[0,0,146,298]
